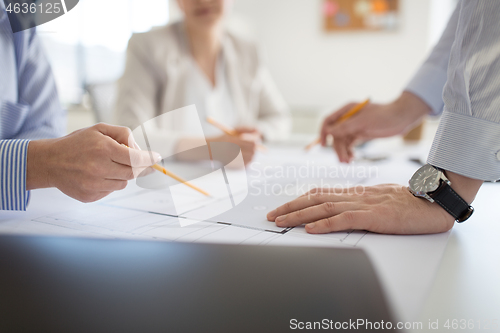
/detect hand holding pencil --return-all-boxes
[305,99,370,152]
[306,99,372,163]
[206,117,264,166]
[315,96,429,163]
[207,117,267,152]
[26,123,163,204]
[122,144,211,197]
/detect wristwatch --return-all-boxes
[408,164,474,223]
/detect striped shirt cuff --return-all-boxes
[0,139,31,211]
[405,63,448,116]
[427,110,500,181]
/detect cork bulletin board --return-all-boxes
[323,0,399,32]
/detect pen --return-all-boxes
[206,117,267,152]
[305,98,370,151]
[122,144,211,197]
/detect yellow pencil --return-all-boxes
[150,164,211,197]
[305,98,370,151]
[304,138,321,151]
[206,117,268,152]
[337,98,371,123]
[122,144,211,197]
[207,117,238,136]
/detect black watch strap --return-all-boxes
[430,182,474,222]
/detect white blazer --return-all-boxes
[114,21,291,157]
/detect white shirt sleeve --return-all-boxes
[428,0,500,181]
[405,1,461,115]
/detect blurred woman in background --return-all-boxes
[115,0,291,165]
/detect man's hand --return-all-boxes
[267,184,455,234]
[321,92,431,163]
[27,123,161,203]
[267,170,483,235]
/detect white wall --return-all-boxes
[428,0,457,48]
[229,0,435,113]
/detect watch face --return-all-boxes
[409,164,441,195]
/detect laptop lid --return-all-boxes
[0,235,399,332]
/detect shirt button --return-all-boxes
[497,150,500,161]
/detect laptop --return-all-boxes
[0,235,399,332]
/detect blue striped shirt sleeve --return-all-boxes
[1,5,65,211]
[0,139,30,211]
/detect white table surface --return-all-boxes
[412,183,500,332]
[1,134,498,331]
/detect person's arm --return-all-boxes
[266,172,482,235]
[27,124,161,204]
[10,28,66,140]
[254,67,292,142]
[0,26,65,211]
[268,1,500,235]
[116,33,220,160]
[404,0,461,115]
[427,0,500,182]
[1,124,160,211]
[320,1,461,162]
[114,34,160,130]
[321,92,431,162]
[116,33,262,164]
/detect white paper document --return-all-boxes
[0,144,449,322]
